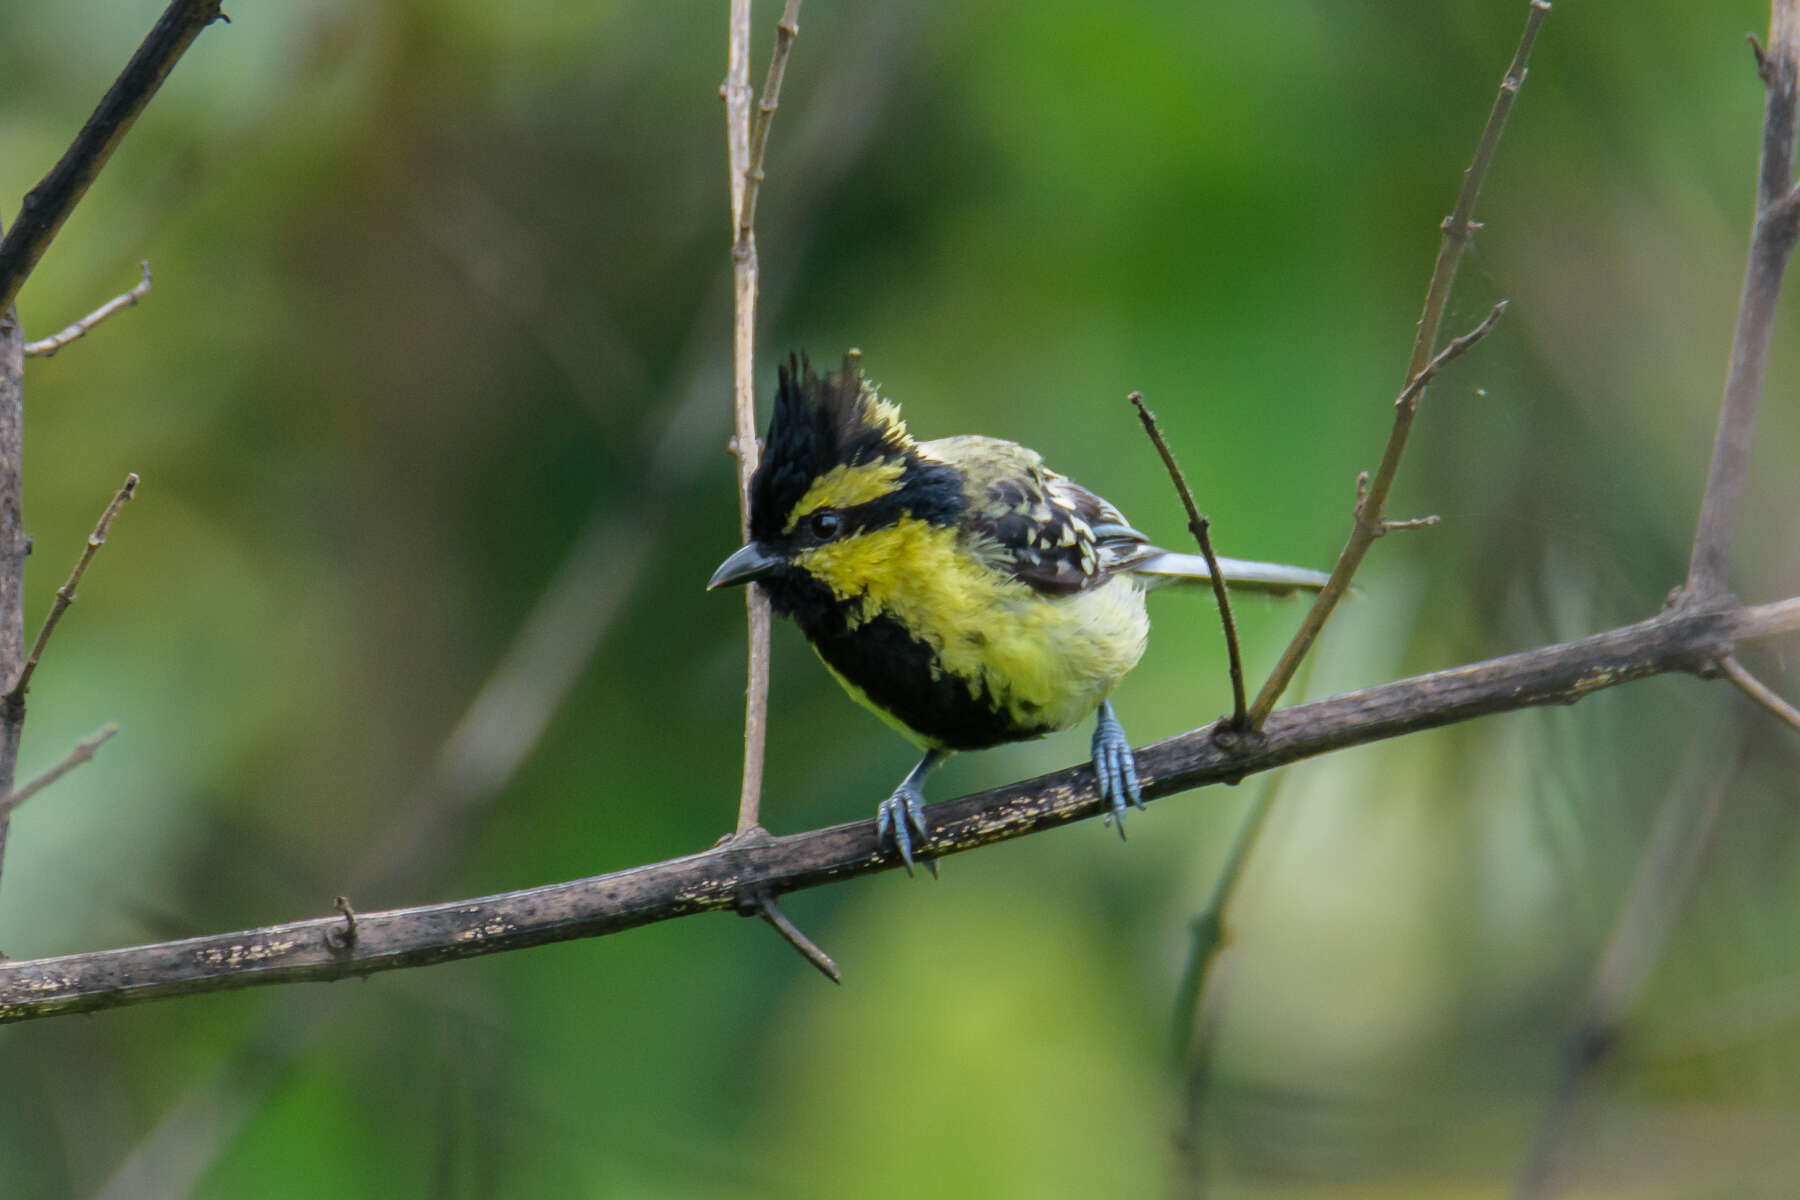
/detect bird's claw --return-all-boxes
[1092,700,1143,838]
[877,783,935,878]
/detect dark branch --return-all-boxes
[0,1,224,312]
[1683,4,1800,605]
[3,595,1796,1024]
[1129,392,1247,727]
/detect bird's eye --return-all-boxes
[808,511,841,540]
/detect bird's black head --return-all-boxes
[747,352,912,544]
[707,352,964,614]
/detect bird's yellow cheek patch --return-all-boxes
[782,459,907,532]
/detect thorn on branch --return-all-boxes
[741,886,839,983]
[1750,33,1771,83]
[24,261,152,359]
[327,895,358,951]
[1720,655,1800,735]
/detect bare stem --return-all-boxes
[1720,654,1800,733]
[1129,392,1246,727]
[0,1,223,312]
[1246,5,1546,728]
[24,261,152,359]
[740,0,803,243]
[1247,296,1511,728]
[1683,1,1800,606]
[724,0,771,836]
[0,723,117,818]
[7,473,139,708]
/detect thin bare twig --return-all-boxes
[1380,514,1442,534]
[725,0,772,837]
[6,473,139,708]
[1247,2,1549,727]
[4,594,1799,1024]
[740,0,803,243]
[24,262,152,359]
[1248,294,1511,728]
[0,723,117,818]
[1683,3,1800,606]
[1720,654,1800,733]
[1130,393,1248,726]
[0,1,224,312]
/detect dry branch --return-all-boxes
[1684,4,1800,604]
[24,262,152,359]
[1247,0,1548,727]
[0,1,224,311]
[6,472,138,710]
[3,595,1796,1023]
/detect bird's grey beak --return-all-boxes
[708,542,784,590]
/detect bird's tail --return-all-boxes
[1130,550,1331,595]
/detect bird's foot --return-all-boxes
[876,779,936,879]
[1092,699,1143,839]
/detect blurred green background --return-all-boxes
[2,0,1798,1196]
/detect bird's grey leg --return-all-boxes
[876,748,946,878]
[1091,699,1143,838]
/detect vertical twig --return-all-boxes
[0,288,23,887]
[1247,3,1547,729]
[1129,393,1247,727]
[1683,2,1800,606]
[724,0,771,836]
[725,0,804,837]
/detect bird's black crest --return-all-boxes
[749,352,913,542]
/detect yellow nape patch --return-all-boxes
[799,518,1150,734]
[783,458,907,531]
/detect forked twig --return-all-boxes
[6,472,139,708]
[1130,392,1247,727]
[0,723,117,817]
[1246,2,1548,729]
[24,262,153,359]
[740,0,803,243]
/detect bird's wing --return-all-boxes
[921,435,1151,596]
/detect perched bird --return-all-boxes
[709,353,1329,872]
